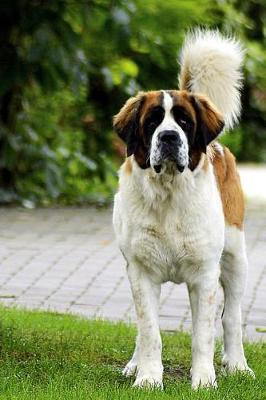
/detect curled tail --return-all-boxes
[179,29,244,130]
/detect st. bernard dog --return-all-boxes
[112,30,254,389]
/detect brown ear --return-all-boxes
[191,94,224,152]
[113,92,144,156]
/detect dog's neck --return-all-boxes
[120,153,209,212]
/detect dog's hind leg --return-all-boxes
[220,225,254,375]
[126,262,163,388]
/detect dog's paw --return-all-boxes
[133,374,163,390]
[222,354,255,378]
[122,360,137,377]
[191,365,217,389]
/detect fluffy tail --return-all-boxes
[179,29,244,130]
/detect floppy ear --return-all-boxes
[191,94,224,152]
[113,93,144,156]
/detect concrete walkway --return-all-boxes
[0,166,265,340]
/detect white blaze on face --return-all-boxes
[150,91,189,172]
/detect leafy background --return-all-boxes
[0,0,265,206]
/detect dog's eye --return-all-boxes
[144,106,165,137]
[146,121,158,138]
[150,107,165,125]
[172,106,194,132]
[148,122,157,130]
[179,119,188,128]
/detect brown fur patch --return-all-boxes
[179,61,191,92]
[171,90,200,170]
[123,157,133,175]
[136,91,162,168]
[212,144,245,229]
[170,90,224,170]
[203,153,209,171]
[113,92,143,132]
[190,150,202,171]
[113,91,163,169]
[196,94,224,137]
[139,91,162,126]
[171,90,197,123]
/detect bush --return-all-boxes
[0,0,265,205]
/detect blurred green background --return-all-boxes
[0,0,265,206]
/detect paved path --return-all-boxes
[0,166,265,341]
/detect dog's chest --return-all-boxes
[113,167,224,284]
[115,200,223,285]
[130,209,219,283]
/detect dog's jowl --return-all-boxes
[113,30,254,389]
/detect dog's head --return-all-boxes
[113,90,224,173]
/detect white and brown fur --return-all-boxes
[112,30,254,389]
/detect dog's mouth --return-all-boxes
[150,141,188,174]
[154,164,162,173]
[152,145,187,174]
[153,162,185,174]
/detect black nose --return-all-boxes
[159,130,181,145]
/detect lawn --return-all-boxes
[0,306,265,400]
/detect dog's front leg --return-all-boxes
[122,333,139,377]
[127,262,163,389]
[187,267,219,389]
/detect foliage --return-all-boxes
[13,84,117,205]
[0,0,265,205]
[0,305,265,399]
[219,0,266,162]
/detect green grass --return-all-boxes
[0,306,265,399]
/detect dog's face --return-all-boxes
[113,90,224,173]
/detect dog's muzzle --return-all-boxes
[153,130,186,173]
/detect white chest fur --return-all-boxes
[113,159,225,285]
